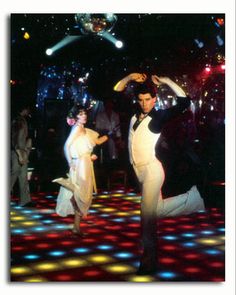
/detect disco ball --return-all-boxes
[75,13,117,35]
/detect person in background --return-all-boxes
[114,73,205,275]
[95,99,122,166]
[53,104,108,237]
[11,103,35,207]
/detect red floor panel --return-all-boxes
[10,190,225,282]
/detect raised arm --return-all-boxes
[151,75,186,97]
[114,73,147,92]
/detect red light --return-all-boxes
[205,67,211,73]
[164,227,175,232]
[87,228,105,233]
[12,246,25,251]
[216,18,224,26]
[56,275,73,281]
[118,242,135,247]
[184,253,199,259]
[162,219,176,224]
[123,232,139,237]
[160,257,176,264]
[128,223,140,228]
[83,238,96,243]
[221,64,225,70]
[83,270,101,277]
[24,235,37,240]
[60,240,75,246]
[209,262,224,268]
[162,245,177,251]
[10,80,16,85]
[185,267,201,273]
[46,233,60,238]
[36,243,50,249]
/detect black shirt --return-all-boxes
[134,96,191,133]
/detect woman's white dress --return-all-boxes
[56,128,99,217]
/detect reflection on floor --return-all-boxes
[10,190,225,282]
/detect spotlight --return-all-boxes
[194,39,204,48]
[99,31,124,49]
[45,14,122,55]
[46,48,53,56]
[23,32,30,40]
[115,40,123,48]
[204,66,211,73]
[216,35,224,46]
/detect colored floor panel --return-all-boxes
[10,190,225,282]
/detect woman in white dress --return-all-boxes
[53,105,108,236]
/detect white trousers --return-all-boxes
[133,158,205,250]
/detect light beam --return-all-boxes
[99,31,123,48]
[45,35,81,56]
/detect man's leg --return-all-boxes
[10,151,20,191]
[18,163,31,206]
[138,176,164,274]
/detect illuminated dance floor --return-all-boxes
[10,190,225,282]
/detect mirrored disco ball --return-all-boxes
[75,13,117,35]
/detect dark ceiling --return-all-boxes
[10,13,225,99]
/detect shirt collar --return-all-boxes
[135,107,156,119]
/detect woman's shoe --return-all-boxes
[52,177,75,191]
[52,177,64,185]
[70,228,86,238]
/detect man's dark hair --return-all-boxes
[16,100,31,113]
[134,81,157,98]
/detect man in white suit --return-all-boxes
[114,73,205,275]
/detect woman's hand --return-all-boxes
[69,160,76,170]
[91,154,98,161]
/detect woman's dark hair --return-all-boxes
[67,104,87,119]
